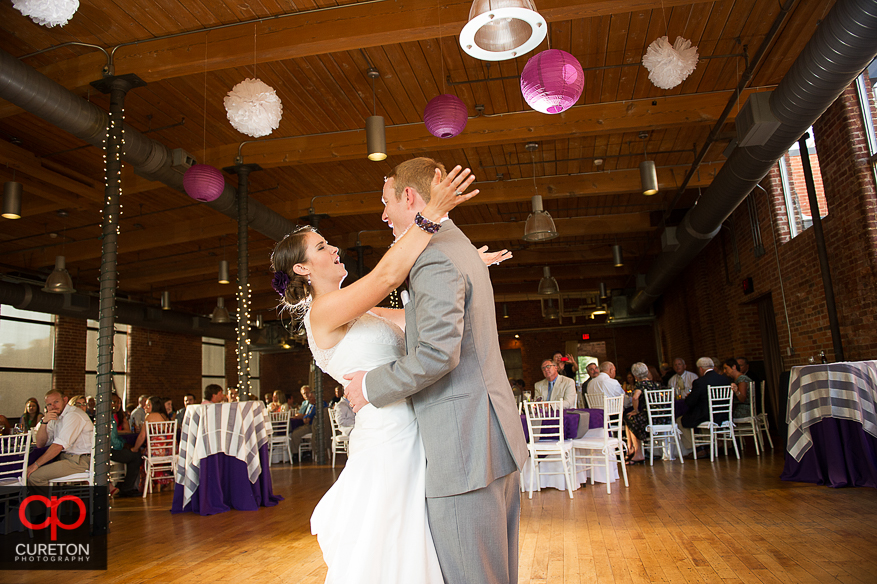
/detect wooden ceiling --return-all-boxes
[0,0,829,318]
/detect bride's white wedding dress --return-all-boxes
[305,310,443,584]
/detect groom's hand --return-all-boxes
[343,370,369,413]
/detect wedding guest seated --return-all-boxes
[668,358,698,397]
[588,361,625,398]
[130,394,148,433]
[581,362,599,394]
[334,394,355,437]
[133,396,169,451]
[264,392,273,406]
[162,397,175,420]
[723,357,754,418]
[552,351,578,379]
[660,362,674,386]
[329,385,344,407]
[624,362,657,465]
[268,390,288,413]
[70,394,88,413]
[534,359,577,409]
[109,392,141,498]
[175,394,196,428]
[20,397,44,431]
[86,396,96,420]
[676,357,731,456]
[294,385,312,418]
[289,387,321,458]
[27,389,94,486]
[227,387,239,402]
[0,415,10,435]
[202,384,225,404]
[113,394,131,433]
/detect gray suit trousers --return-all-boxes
[426,471,521,584]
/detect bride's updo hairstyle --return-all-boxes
[270,225,317,312]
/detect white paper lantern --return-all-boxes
[223,78,283,138]
[642,36,699,90]
[13,0,79,27]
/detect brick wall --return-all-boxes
[259,347,336,406]
[53,316,86,395]
[128,326,201,409]
[655,79,877,371]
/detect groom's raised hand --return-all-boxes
[343,370,369,413]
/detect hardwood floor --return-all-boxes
[5,446,876,583]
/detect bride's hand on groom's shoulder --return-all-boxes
[477,245,512,267]
[427,166,479,218]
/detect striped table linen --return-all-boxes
[786,360,877,461]
[175,401,272,507]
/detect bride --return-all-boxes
[270,165,506,583]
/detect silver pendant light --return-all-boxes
[537,266,559,295]
[365,68,387,161]
[459,0,547,62]
[42,256,76,293]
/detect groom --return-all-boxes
[345,157,528,584]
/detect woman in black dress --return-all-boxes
[624,362,659,464]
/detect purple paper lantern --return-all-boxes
[183,164,225,202]
[423,94,468,139]
[520,49,584,114]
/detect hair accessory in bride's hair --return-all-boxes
[272,271,291,297]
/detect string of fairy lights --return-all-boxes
[235,280,252,397]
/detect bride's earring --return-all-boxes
[307,275,311,286]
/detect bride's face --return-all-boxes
[297,232,346,286]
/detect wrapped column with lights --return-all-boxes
[91,73,146,534]
[228,163,261,402]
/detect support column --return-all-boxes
[90,72,146,534]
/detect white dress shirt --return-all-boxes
[46,403,94,455]
[588,372,625,398]
[668,370,698,394]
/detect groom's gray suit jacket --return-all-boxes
[366,220,528,498]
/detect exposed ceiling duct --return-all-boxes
[0,48,295,242]
[0,279,236,339]
[630,0,877,313]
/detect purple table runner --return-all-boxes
[171,443,282,515]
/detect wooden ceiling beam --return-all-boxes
[208,90,761,169]
[0,140,104,204]
[0,0,711,120]
[274,161,722,217]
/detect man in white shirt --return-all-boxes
[27,389,94,486]
[130,394,148,432]
[534,359,577,409]
[668,358,699,397]
[588,361,625,398]
[334,396,356,437]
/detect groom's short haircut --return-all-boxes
[387,157,447,204]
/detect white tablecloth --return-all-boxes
[175,401,272,507]
[786,360,877,461]
[521,454,619,492]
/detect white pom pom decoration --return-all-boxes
[223,78,283,138]
[642,36,699,90]
[13,0,79,27]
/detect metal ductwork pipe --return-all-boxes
[0,280,236,340]
[630,0,877,312]
[0,48,296,241]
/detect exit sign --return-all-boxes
[582,333,590,340]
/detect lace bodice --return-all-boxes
[304,310,405,387]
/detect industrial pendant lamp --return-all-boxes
[3,179,22,219]
[639,133,658,195]
[365,68,387,161]
[459,0,547,62]
[599,282,608,300]
[218,260,230,284]
[161,291,171,310]
[537,266,559,295]
[612,244,624,267]
[211,297,230,323]
[522,143,558,241]
[42,256,76,293]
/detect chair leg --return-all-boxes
[675,432,685,464]
[562,451,574,499]
[730,430,740,459]
[649,437,654,466]
[528,453,536,499]
[763,420,774,449]
[604,450,612,495]
[618,445,629,488]
[690,429,698,460]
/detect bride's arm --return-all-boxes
[309,166,477,339]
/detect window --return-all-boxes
[778,127,828,238]
[855,57,877,187]
[202,337,226,393]
[85,320,130,404]
[0,305,55,418]
[248,351,261,399]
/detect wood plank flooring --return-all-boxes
[5,446,876,583]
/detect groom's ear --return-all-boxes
[404,187,424,210]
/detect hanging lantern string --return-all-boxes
[203,34,208,161]
[660,0,669,37]
[253,23,258,78]
[371,73,377,116]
